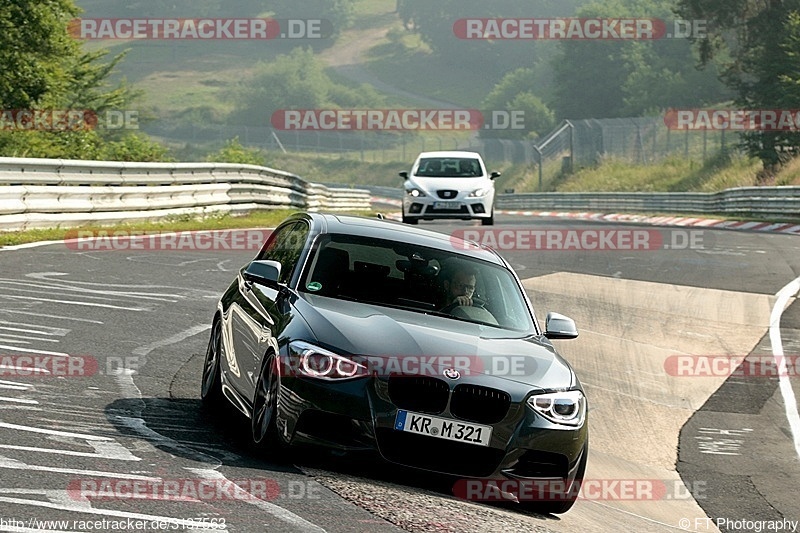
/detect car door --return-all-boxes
[228,221,310,403]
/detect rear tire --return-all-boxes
[200,319,223,405]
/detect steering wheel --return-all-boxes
[439,296,486,314]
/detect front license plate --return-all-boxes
[394,410,492,446]
[433,201,462,209]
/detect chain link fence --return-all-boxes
[145,117,737,190]
[532,117,738,190]
[143,123,536,165]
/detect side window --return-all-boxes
[257,222,310,284]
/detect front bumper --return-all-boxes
[277,370,587,486]
[403,196,493,220]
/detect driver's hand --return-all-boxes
[452,295,472,307]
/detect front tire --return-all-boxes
[402,213,418,225]
[481,211,494,226]
[251,353,279,445]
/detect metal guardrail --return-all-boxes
[358,182,800,220]
[495,188,800,219]
[0,158,371,231]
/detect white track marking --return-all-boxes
[116,325,327,533]
[0,441,139,461]
[0,310,103,324]
[0,397,38,405]
[131,323,211,357]
[0,335,57,343]
[0,322,68,335]
[0,294,149,312]
[0,454,157,480]
[0,421,112,441]
[0,345,70,357]
[770,276,800,459]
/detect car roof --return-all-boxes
[299,213,504,266]
[415,151,484,159]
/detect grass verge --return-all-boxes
[0,209,373,248]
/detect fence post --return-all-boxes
[533,145,543,191]
[566,120,575,174]
[703,129,707,161]
[684,130,689,158]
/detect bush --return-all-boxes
[206,137,266,166]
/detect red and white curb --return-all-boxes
[373,197,800,235]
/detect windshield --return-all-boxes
[299,233,534,332]
[414,157,483,178]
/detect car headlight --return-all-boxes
[406,188,426,198]
[527,390,586,427]
[468,187,491,198]
[289,341,367,381]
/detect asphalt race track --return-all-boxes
[0,213,798,533]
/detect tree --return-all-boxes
[550,0,729,120]
[398,0,588,73]
[0,0,157,159]
[0,0,81,109]
[481,68,556,138]
[228,47,384,127]
[676,0,800,172]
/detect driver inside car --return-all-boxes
[440,265,479,309]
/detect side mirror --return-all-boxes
[243,260,282,287]
[544,312,578,340]
[490,171,501,180]
[399,171,409,179]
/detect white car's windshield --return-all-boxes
[300,233,534,332]
[414,157,483,178]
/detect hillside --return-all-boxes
[68,0,792,192]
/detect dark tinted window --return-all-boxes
[414,157,482,177]
[257,222,310,284]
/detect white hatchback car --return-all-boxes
[400,151,500,225]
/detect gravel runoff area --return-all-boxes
[300,467,557,533]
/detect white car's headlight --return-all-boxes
[527,390,586,427]
[468,187,491,198]
[406,188,426,198]
[289,341,367,381]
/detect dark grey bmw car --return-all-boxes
[201,212,588,514]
